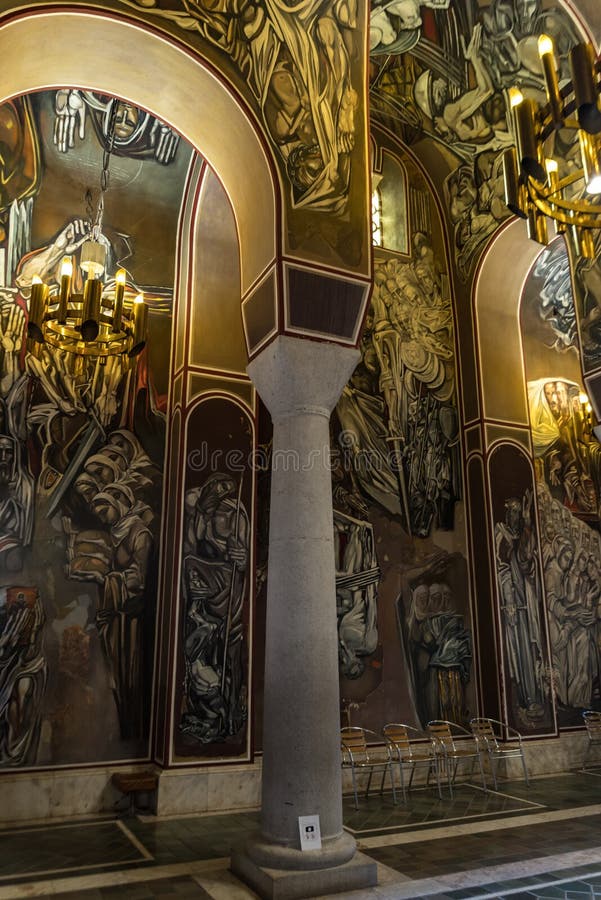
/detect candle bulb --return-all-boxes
[538,34,563,129]
[129,293,147,358]
[113,269,126,333]
[514,96,546,182]
[58,256,72,324]
[27,275,48,343]
[81,277,102,342]
[502,147,527,218]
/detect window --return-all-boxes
[372,187,383,247]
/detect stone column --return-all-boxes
[232,335,377,899]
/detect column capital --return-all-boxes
[247,335,359,421]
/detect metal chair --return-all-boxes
[341,726,397,810]
[427,719,487,798]
[470,717,529,789]
[582,710,601,771]
[383,723,442,802]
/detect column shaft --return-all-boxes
[261,408,343,844]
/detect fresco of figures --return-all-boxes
[519,236,601,727]
[398,554,472,728]
[489,445,555,733]
[524,235,601,379]
[332,461,381,680]
[0,89,189,767]
[570,236,601,377]
[369,0,581,280]
[537,483,601,722]
[337,236,460,537]
[175,399,253,760]
[117,0,361,217]
[315,151,473,738]
[529,378,601,520]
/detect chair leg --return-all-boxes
[366,768,373,799]
[380,767,387,795]
[490,754,499,791]
[477,752,487,792]
[447,758,454,799]
[583,742,592,772]
[520,751,529,786]
[433,759,442,799]
[398,761,407,804]
[350,766,359,810]
[388,764,397,805]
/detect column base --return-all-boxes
[231,844,377,900]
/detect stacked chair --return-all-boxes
[582,710,601,771]
[340,726,398,810]
[383,723,442,802]
[470,717,529,789]
[341,716,531,807]
[427,719,487,798]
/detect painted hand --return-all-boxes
[54,90,86,153]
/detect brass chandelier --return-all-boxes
[503,36,601,256]
[26,100,147,362]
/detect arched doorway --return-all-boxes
[0,8,279,296]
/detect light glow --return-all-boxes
[586,173,601,195]
[60,257,73,278]
[538,34,554,57]
[509,87,524,108]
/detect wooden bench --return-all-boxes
[111,770,158,815]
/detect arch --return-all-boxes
[0,7,278,297]
[474,219,542,426]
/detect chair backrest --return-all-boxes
[427,720,456,751]
[341,726,368,761]
[583,710,601,742]
[470,717,499,749]
[383,723,411,754]
[384,722,431,760]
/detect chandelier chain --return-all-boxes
[91,99,119,239]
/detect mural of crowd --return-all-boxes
[369,0,581,280]
[0,90,186,767]
[336,234,460,537]
[327,149,474,732]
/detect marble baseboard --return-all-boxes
[156,762,262,817]
[0,766,131,825]
[0,729,591,825]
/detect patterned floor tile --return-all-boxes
[0,821,146,879]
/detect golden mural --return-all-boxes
[369,0,581,279]
[118,0,360,214]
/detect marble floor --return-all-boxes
[2,772,601,899]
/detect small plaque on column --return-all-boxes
[298,815,322,851]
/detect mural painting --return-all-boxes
[327,139,474,735]
[521,252,601,725]
[398,552,472,728]
[489,444,555,733]
[175,397,253,760]
[117,0,361,217]
[336,229,459,537]
[369,0,581,280]
[0,90,191,766]
[570,237,601,377]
